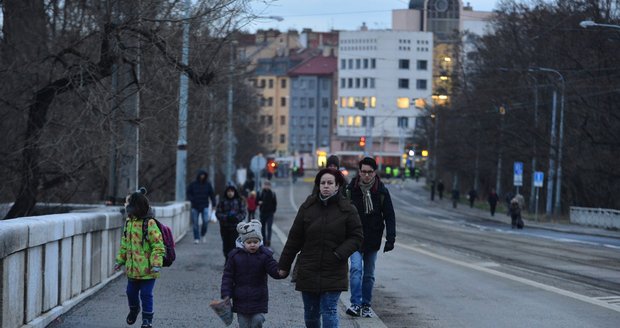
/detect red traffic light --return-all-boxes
[359,136,366,147]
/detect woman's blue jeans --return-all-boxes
[349,250,378,306]
[301,291,341,328]
[126,278,156,313]
[191,208,210,240]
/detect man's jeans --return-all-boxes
[301,291,341,328]
[191,208,209,240]
[349,250,378,306]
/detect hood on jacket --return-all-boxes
[195,169,208,182]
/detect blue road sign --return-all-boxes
[534,171,544,187]
[514,162,523,186]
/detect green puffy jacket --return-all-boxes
[116,217,165,279]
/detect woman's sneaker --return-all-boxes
[361,305,374,318]
[346,304,362,317]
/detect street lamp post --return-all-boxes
[579,20,620,30]
[529,67,564,217]
[175,0,191,202]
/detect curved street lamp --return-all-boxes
[579,20,620,30]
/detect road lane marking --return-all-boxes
[399,243,620,313]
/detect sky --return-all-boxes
[246,0,499,32]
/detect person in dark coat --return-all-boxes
[488,188,499,216]
[345,157,396,318]
[221,220,283,328]
[437,180,445,200]
[278,168,363,328]
[510,198,522,229]
[468,188,477,208]
[257,180,277,247]
[216,185,246,260]
[186,169,216,244]
[430,179,436,201]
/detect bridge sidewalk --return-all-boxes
[48,220,384,328]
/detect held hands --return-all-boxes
[383,241,395,253]
[278,270,289,278]
[113,263,123,272]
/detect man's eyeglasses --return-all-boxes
[360,170,375,175]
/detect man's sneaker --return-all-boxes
[201,236,207,243]
[194,239,200,244]
[361,305,374,318]
[346,304,362,317]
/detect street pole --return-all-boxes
[175,0,191,201]
[545,88,557,216]
[528,75,538,213]
[225,39,236,185]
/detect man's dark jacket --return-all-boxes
[347,176,396,252]
[186,170,215,211]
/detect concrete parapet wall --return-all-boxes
[0,202,190,328]
[570,206,620,230]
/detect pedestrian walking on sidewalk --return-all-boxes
[247,191,258,221]
[345,157,396,319]
[468,188,477,208]
[279,168,363,328]
[488,188,499,216]
[115,188,166,328]
[186,169,216,244]
[437,180,445,200]
[452,188,460,208]
[430,179,436,201]
[220,220,284,327]
[258,180,277,247]
[216,185,246,261]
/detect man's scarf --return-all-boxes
[358,177,375,214]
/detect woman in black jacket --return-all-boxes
[278,168,363,328]
[216,185,246,260]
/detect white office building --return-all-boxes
[333,27,434,168]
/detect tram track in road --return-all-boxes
[389,188,620,297]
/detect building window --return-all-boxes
[322,79,329,90]
[308,117,314,127]
[356,59,361,69]
[341,59,346,69]
[268,79,274,88]
[322,97,329,108]
[398,78,409,89]
[397,117,409,128]
[370,78,375,88]
[281,97,287,107]
[399,59,410,69]
[301,98,307,108]
[259,79,266,88]
[417,60,428,70]
[260,97,266,107]
[341,78,346,88]
[355,78,361,88]
[280,115,286,125]
[363,78,368,88]
[267,97,273,106]
[281,79,287,88]
[397,97,410,109]
[322,117,328,127]
[260,115,265,125]
[280,134,285,143]
[267,116,273,125]
[371,58,376,69]
[348,78,353,88]
[348,59,353,69]
[267,134,273,144]
[363,58,369,69]
[339,116,344,127]
[309,80,316,89]
[309,98,315,108]
[416,79,427,90]
[354,115,362,127]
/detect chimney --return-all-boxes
[360,22,368,31]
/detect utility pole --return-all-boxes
[225,39,236,185]
[175,0,191,202]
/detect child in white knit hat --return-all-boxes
[219,220,285,327]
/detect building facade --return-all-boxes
[333,28,434,169]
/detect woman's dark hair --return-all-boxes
[314,168,345,187]
[126,187,150,218]
[223,185,239,199]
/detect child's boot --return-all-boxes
[141,311,153,328]
[126,306,140,325]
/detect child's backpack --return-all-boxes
[142,218,176,267]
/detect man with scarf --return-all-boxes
[345,157,396,318]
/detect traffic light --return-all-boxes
[359,136,366,147]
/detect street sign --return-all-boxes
[250,154,267,172]
[534,171,544,187]
[513,161,523,187]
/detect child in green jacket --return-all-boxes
[115,188,165,328]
